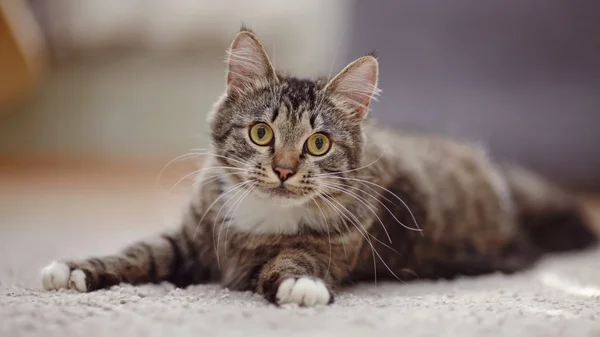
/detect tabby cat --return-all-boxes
[41,28,597,307]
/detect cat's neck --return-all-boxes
[221,184,331,235]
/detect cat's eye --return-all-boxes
[249,123,274,146]
[305,133,331,156]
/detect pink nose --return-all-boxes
[273,166,295,182]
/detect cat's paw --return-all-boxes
[275,277,333,307]
[41,261,87,292]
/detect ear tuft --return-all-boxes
[366,50,378,59]
[325,55,380,119]
[239,23,253,34]
[226,30,277,94]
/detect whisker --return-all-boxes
[193,180,253,241]
[320,176,423,234]
[321,191,402,256]
[315,195,350,265]
[327,178,401,212]
[186,172,250,197]
[221,184,257,266]
[321,192,405,283]
[319,181,392,244]
[399,267,419,280]
[156,148,252,190]
[189,148,253,166]
[193,172,245,186]
[320,179,421,240]
[309,195,333,279]
[186,150,255,168]
[155,152,204,189]
[168,166,251,194]
[318,193,379,285]
[211,182,255,268]
[187,147,211,152]
[314,155,384,177]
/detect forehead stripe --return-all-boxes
[270,106,280,123]
[309,112,317,129]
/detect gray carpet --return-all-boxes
[1,186,600,337]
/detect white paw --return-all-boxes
[41,261,87,292]
[275,277,331,307]
[68,269,88,292]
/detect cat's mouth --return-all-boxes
[267,185,298,198]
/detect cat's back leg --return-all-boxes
[358,159,542,281]
[502,164,598,252]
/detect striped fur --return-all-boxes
[42,28,597,306]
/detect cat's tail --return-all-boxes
[502,164,598,252]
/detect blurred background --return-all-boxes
[0,0,599,202]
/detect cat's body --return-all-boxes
[42,29,597,306]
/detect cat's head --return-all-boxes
[209,28,379,206]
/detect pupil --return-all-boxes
[257,126,266,139]
[315,136,323,149]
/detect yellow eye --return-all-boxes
[305,133,331,156]
[249,123,274,146]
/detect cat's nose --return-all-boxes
[273,166,296,182]
[272,150,299,182]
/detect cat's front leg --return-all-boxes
[41,228,209,292]
[257,249,337,307]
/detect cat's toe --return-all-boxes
[68,269,88,292]
[276,277,332,307]
[41,261,71,290]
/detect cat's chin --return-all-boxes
[253,188,309,208]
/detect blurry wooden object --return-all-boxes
[0,0,46,110]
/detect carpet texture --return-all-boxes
[1,185,599,337]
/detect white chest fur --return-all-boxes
[223,191,324,235]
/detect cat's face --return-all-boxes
[209,29,379,206]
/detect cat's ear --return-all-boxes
[325,55,380,119]
[226,29,277,94]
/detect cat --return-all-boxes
[41,28,597,307]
